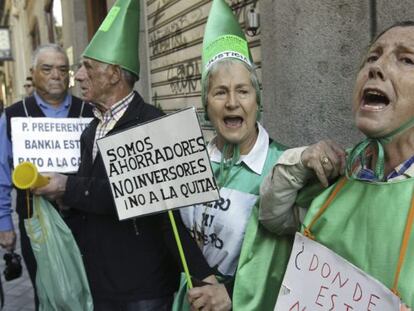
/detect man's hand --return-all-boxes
[188,282,231,311]
[0,230,16,252]
[32,173,68,201]
[401,303,412,311]
[301,139,346,187]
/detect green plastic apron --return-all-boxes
[172,140,286,310]
[302,177,414,307]
[232,206,293,310]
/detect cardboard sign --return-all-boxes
[181,187,258,275]
[274,233,400,311]
[97,108,219,220]
[11,117,92,173]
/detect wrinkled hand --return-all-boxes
[188,282,231,311]
[301,139,346,187]
[0,230,16,252]
[32,173,68,201]
[401,303,412,311]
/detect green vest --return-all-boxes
[302,177,414,307]
[232,208,293,310]
[173,140,287,310]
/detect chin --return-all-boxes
[80,93,91,101]
[222,136,242,146]
[358,126,388,138]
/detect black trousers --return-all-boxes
[93,296,173,311]
[18,218,39,310]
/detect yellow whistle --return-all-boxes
[12,162,50,190]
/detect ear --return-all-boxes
[109,65,122,84]
[29,67,34,75]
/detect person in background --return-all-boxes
[23,76,34,97]
[33,1,215,310]
[260,21,414,310]
[0,43,94,309]
[175,1,291,310]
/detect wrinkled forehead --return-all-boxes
[370,26,414,51]
[36,49,68,65]
[208,59,251,81]
[80,57,109,70]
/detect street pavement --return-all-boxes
[0,192,35,311]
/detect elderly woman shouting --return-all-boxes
[260,21,414,310]
[173,1,291,310]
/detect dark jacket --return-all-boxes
[5,94,94,218]
[63,92,212,301]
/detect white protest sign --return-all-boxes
[274,233,400,311]
[97,108,220,220]
[11,117,92,173]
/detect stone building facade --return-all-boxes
[1,0,414,146]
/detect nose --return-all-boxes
[225,91,239,109]
[50,67,61,79]
[368,65,385,81]
[75,66,85,81]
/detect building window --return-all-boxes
[30,20,40,51]
[86,0,107,41]
[44,0,63,45]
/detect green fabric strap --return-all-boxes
[218,143,240,188]
[347,117,414,180]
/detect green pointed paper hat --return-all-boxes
[202,0,252,76]
[201,0,260,120]
[83,0,140,78]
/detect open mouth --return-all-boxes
[224,116,243,128]
[362,89,390,110]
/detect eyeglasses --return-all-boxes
[23,84,33,88]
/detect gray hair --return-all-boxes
[201,58,261,119]
[32,43,69,67]
[358,20,414,69]
[121,68,138,88]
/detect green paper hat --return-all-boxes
[83,0,140,78]
[202,0,252,74]
[201,0,260,120]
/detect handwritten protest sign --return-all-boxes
[274,233,400,311]
[97,108,219,220]
[11,117,92,173]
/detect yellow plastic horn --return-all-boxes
[12,162,49,190]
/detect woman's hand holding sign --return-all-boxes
[188,275,231,311]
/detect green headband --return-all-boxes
[203,35,251,73]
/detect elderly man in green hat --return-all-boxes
[34,0,215,310]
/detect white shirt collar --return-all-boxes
[208,122,269,175]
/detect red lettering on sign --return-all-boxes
[328,294,338,311]
[331,271,349,288]
[321,262,332,278]
[353,282,362,302]
[315,285,328,306]
[289,301,306,311]
[367,294,380,310]
[309,254,319,271]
